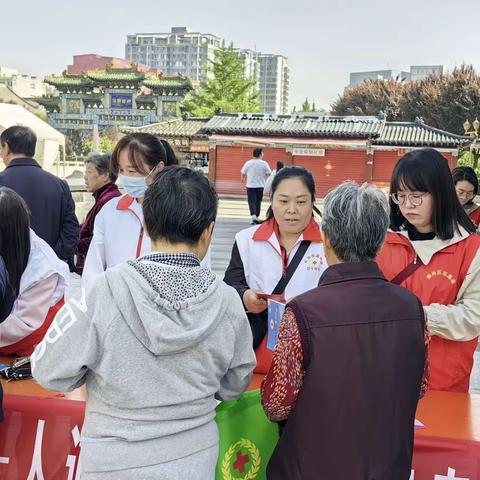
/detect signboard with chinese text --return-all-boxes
[292,147,326,157]
[110,94,133,110]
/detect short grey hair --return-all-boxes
[321,182,389,263]
[85,153,116,182]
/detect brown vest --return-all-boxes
[267,262,425,480]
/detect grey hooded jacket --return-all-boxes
[32,260,255,474]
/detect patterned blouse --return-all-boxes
[261,307,430,422]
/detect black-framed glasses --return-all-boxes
[391,192,429,207]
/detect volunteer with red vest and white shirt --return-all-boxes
[377,149,480,393]
[82,134,211,289]
[0,188,68,356]
[224,166,327,371]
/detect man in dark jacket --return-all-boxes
[261,182,428,480]
[0,126,79,265]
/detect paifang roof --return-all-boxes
[200,113,384,138]
[374,121,469,148]
[122,117,210,138]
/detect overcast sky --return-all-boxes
[0,0,475,110]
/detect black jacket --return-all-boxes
[0,158,79,262]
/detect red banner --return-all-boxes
[1,393,480,479]
[412,436,480,479]
[0,395,84,479]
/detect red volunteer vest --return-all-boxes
[0,298,65,356]
[377,232,480,393]
[469,207,480,228]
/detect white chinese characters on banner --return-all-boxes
[434,467,469,480]
[26,419,46,480]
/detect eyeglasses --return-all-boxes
[455,188,475,200]
[391,192,429,207]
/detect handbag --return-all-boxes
[247,240,311,350]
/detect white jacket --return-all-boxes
[235,219,327,301]
[82,194,211,289]
[0,230,69,349]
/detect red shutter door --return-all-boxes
[214,146,287,195]
[372,150,458,189]
[372,151,399,189]
[294,150,367,197]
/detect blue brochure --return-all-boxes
[267,300,286,351]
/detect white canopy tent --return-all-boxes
[0,103,65,173]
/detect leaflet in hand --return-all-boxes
[257,293,285,302]
[267,300,286,351]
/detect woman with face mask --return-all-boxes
[81,133,178,288]
[377,149,480,393]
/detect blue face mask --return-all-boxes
[119,174,148,198]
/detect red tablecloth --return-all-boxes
[1,372,480,479]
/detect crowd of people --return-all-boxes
[0,124,479,479]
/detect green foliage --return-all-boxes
[301,98,313,112]
[458,149,480,179]
[183,47,260,117]
[331,65,480,135]
[65,127,119,159]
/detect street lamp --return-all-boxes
[463,118,480,171]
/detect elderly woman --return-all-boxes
[32,166,255,479]
[262,182,428,480]
[75,153,121,274]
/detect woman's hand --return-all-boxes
[243,289,268,314]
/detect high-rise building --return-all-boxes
[125,27,224,83]
[125,28,290,114]
[259,54,289,114]
[349,65,444,86]
[409,65,443,82]
[349,70,411,86]
[234,48,260,85]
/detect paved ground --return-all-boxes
[67,195,480,394]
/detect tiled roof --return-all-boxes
[200,113,385,138]
[375,120,469,148]
[142,77,193,90]
[44,75,94,87]
[86,70,145,82]
[122,117,209,138]
[200,113,466,148]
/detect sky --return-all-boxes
[0,0,476,111]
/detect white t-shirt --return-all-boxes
[241,159,272,188]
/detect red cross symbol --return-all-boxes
[233,451,250,474]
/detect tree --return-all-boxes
[400,65,480,134]
[331,65,480,135]
[331,79,405,120]
[301,98,313,112]
[183,47,260,117]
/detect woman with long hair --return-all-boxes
[0,187,68,355]
[377,149,480,393]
